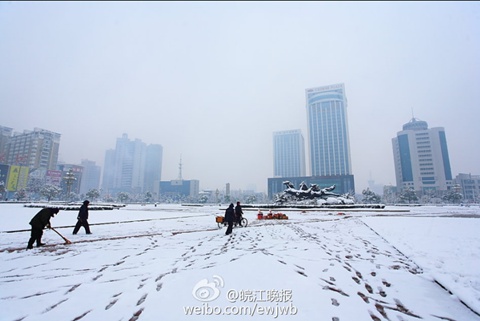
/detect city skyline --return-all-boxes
[0,121,476,199]
[1,2,479,193]
[0,93,476,195]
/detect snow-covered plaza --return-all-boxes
[1,203,479,321]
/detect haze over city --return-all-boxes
[1,1,479,193]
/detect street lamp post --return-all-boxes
[63,169,77,201]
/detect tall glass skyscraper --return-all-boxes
[305,83,352,176]
[273,129,306,177]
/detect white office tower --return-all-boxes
[392,118,453,193]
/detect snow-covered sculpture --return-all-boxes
[274,181,354,205]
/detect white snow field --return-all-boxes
[0,203,479,321]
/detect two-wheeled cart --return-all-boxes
[215,215,248,229]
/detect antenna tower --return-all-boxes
[178,155,183,180]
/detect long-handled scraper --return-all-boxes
[50,227,72,244]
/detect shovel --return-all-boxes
[50,227,72,244]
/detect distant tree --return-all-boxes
[398,188,419,204]
[15,189,27,201]
[245,195,257,204]
[104,195,115,203]
[117,192,130,203]
[361,188,381,204]
[67,192,79,202]
[198,194,208,203]
[382,189,396,205]
[40,184,62,201]
[442,190,463,204]
[26,178,44,196]
[144,191,153,203]
[86,189,100,201]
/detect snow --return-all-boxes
[1,203,479,321]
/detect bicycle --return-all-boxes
[215,215,248,229]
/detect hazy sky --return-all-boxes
[1,1,479,194]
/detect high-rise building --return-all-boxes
[5,127,60,170]
[392,118,453,193]
[0,126,13,164]
[130,138,147,194]
[305,83,352,176]
[102,134,162,195]
[79,159,101,195]
[144,144,163,195]
[113,134,146,193]
[273,129,306,177]
[101,149,115,194]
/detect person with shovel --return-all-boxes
[73,200,92,235]
[27,207,60,249]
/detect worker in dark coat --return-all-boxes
[235,201,244,226]
[27,207,59,249]
[224,203,235,235]
[73,200,92,235]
